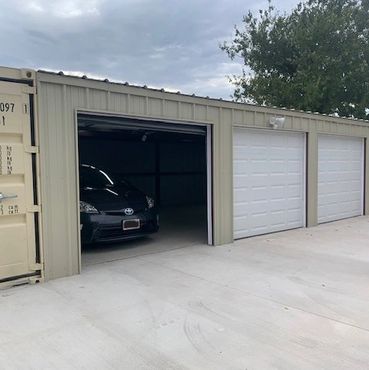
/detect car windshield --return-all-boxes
[80,165,116,189]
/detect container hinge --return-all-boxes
[29,276,43,284]
[28,205,41,213]
[30,263,43,271]
[25,145,39,154]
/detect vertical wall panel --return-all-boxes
[218,111,233,244]
[90,89,108,110]
[130,95,146,115]
[148,98,162,117]
[306,130,318,226]
[195,105,207,121]
[233,110,243,125]
[39,83,79,279]
[365,138,369,215]
[292,117,301,131]
[255,112,265,126]
[164,100,179,118]
[110,93,128,112]
[283,116,292,130]
[180,102,193,120]
[207,106,219,123]
[243,111,253,125]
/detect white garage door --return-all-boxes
[318,135,364,223]
[233,128,305,239]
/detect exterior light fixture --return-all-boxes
[269,116,286,129]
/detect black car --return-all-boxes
[79,164,159,244]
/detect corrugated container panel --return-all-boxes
[217,117,233,244]
[180,102,193,120]
[338,122,349,135]
[255,112,266,126]
[283,115,293,130]
[110,92,128,112]
[233,109,243,125]
[360,126,367,137]
[292,116,302,131]
[212,120,222,243]
[90,89,108,110]
[331,122,339,133]
[67,86,86,108]
[164,100,179,119]
[148,98,162,117]
[39,82,79,279]
[301,117,310,129]
[317,120,325,132]
[194,104,207,122]
[325,121,334,132]
[222,108,232,126]
[130,95,146,115]
[207,106,220,124]
[244,111,255,125]
[63,85,81,273]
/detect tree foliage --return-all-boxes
[221,0,369,119]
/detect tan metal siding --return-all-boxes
[34,71,369,281]
[38,83,80,279]
[365,138,369,214]
[37,79,233,279]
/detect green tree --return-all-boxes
[221,0,369,119]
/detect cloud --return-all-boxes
[0,0,300,99]
[24,0,102,18]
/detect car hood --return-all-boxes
[80,186,147,213]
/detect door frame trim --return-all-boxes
[74,110,214,273]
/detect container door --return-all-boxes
[0,81,40,282]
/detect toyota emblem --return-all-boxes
[124,208,134,216]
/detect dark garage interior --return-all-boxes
[77,114,211,265]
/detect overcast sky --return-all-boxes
[1,0,299,99]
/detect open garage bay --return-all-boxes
[78,114,212,266]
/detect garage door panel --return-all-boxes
[233,128,305,239]
[287,209,303,221]
[318,135,363,223]
[287,161,302,172]
[234,174,269,188]
[286,197,304,209]
[234,147,267,159]
[251,187,269,201]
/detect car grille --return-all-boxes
[104,207,146,216]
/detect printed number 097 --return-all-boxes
[0,102,14,112]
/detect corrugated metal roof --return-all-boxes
[37,69,369,124]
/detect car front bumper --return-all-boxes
[80,209,159,244]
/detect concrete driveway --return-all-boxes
[1,217,369,370]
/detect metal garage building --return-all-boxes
[1,66,369,287]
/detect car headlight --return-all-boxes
[146,196,155,209]
[80,201,99,214]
